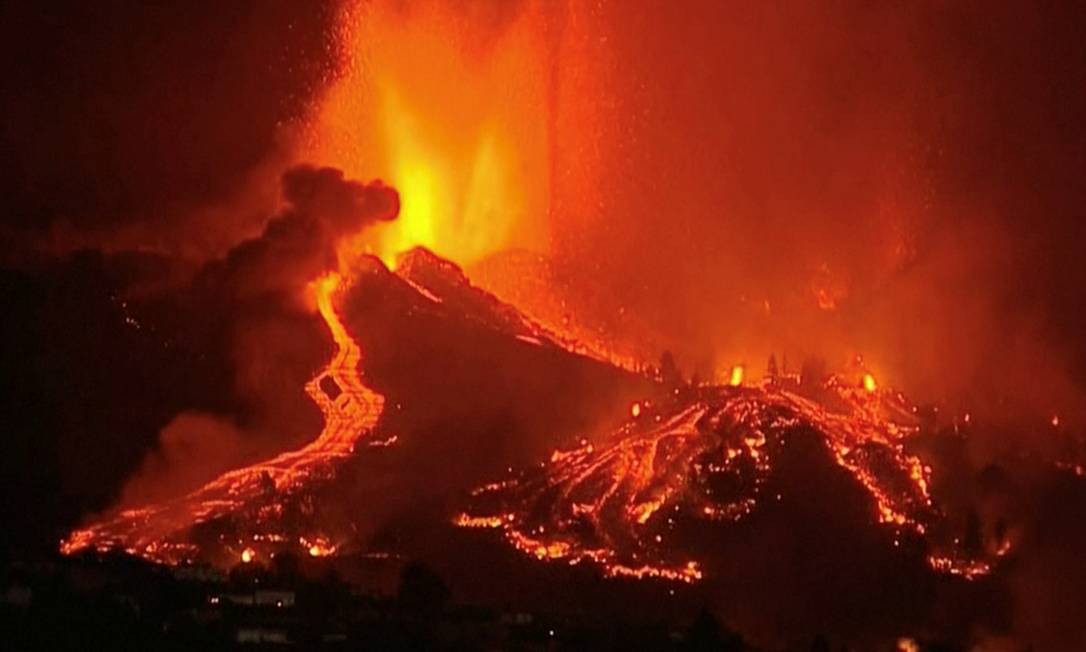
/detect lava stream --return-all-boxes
[61,272,383,564]
[459,378,1002,583]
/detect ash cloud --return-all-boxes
[114,411,251,509]
[0,162,397,550]
[120,164,398,509]
[537,1,1086,431]
[195,165,398,302]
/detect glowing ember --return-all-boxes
[60,272,384,564]
[303,536,337,558]
[240,547,255,564]
[863,372,878,393]
[897,638,920,652]
[926,555,992,580]
[728,365,745,387]
[630,402,642,418]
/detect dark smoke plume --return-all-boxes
[116,165,398,509]
[195,165,398,301]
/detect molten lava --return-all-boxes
[61,272,383,564]
[458,373,1006,584]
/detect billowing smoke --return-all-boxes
[195,164,397,301]
[110,165,397,511]
[113,411,250,509]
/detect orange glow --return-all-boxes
[606,561,703,584]
[456,372,999,584]
[302,536,336,558]
[307,1,554,268]
[728,365,745,387]
[60,271,385,564]
[453,513,509,529]
[897,639,920,652]
[863,373,877,393]
[630,402,642,418]
[926,555,992,580]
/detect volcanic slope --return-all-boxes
[61,249,649,565]
[458,378,1009,585]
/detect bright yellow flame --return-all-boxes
[729,365,745,387]
[863,373,877,393]
[305,1,552,268]
[631,402,642,418]
[301,535,337,558]
[240,548,255,564]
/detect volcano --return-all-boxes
[9,3,1086,649]
[458,377,1002,584]
[34,241,1086,649]
[63,248,1010,588]
[59,248,649,566]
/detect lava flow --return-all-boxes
[458,373,1006,584]
[61,272,383,565]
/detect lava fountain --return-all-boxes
[304,0,562,267]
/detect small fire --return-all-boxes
[630,402,642,418]
[302,536,336,558]
[240,548,255,564]
[863,372,878,393]
[728,365,745,387]
[897,638,920,652]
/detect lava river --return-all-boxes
[457,376,1006,584]
[60,272,383,564]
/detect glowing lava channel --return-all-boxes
[459,376,1002,584]
[61,273,383,564]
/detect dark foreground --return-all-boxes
[1,551,974,652]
